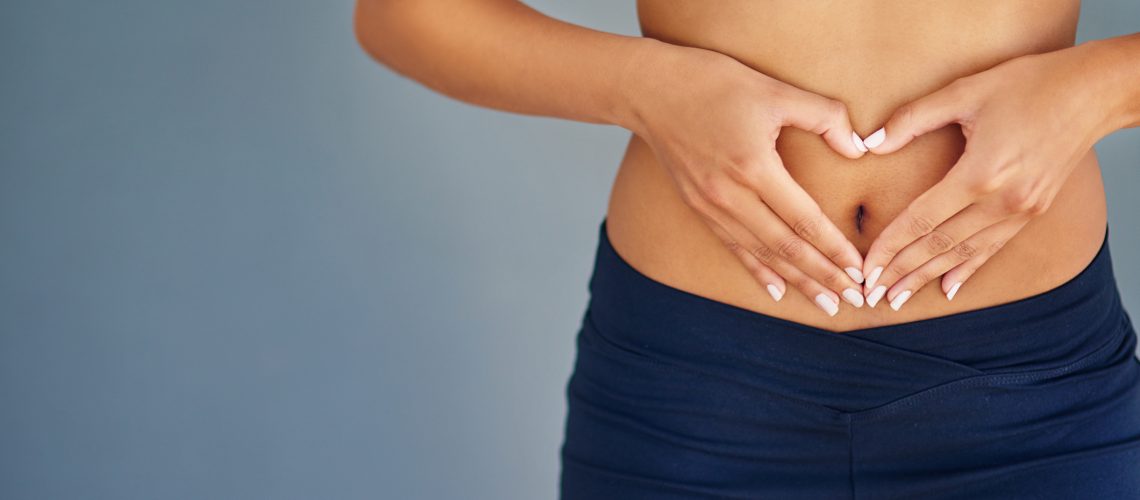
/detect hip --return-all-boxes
[560,212,1140,498]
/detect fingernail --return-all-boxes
[842,288,865,308]
[851,131,868,153]
[767,283,784,302]
[845,266,864,284]
[867,285,887,308]
[865,266,883,290]
[889,290,913,311]
[815,293,839,317]
[946,282,962,301]
[863,127,886,149]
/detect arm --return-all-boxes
[1086,32,1140,134]
[353,0,650,131]
[854,31,1140,309]
[355,0,876,315]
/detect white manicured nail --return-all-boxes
[851,131,868,152]
[842,288,865,308]
[890,290,913,311]
[863,127,886,149]
[815,293,839,317]
[766,284,784,302]
[865,266,883,290]
[946,282,962,301]
[867,285,887,308]
[845,266,864,284]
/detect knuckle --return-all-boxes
[878,239,902,259]
[910,268,935,286]
[885,263,909,283]
[948,77,983,118]
[775,235,807,261]
[969,174,1002,195]
[952,241,978,260]
[1001,187,1035,214]
[988,238,1007,254]
[824,245,846,264]
[765,82,792,103]
[680,186,709,213]
[906,213,935,238]
[725,152,751,171]
[792,215,823,241]
[723,152,759,178]
[725,155,768,188]
[895,103,918,128]
[821,270,846,289]
[793,276,815,294]
[723,238,743,254]
[750,242,777,264]
[700,178,731,210]
[1027,197,1051,216]
[924,229,955,254]
[745,158,778,182]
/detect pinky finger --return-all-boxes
[940,217,1029,301]
[701,213,787,303]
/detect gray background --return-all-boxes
[1,1,1137,499]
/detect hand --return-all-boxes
[857,45,1109,310]
[622,42,870,316]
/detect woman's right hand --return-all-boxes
[619,41,869,316]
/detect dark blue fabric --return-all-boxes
[560,217,1140,499]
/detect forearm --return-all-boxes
[1077,32,1140,137]
[353,0,662,131]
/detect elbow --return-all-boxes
[353,1,389,65]
[353,0,411,70]
[353,0,468,98]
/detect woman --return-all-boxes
[355,1,1140,498]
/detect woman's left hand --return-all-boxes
[856,44,1114,310]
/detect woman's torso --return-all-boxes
[605,0,1107,331]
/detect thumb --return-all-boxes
[779,88,866,160]
[862,80,970,155]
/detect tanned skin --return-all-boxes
[355,0,1140,331]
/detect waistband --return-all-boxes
[583,217,1133,414]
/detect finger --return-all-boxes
[735,151,866,283]
[701,172,864,309]
[938,217,1029,303]
[864,202,1004,306]
[699,211,788,303]
[883,216,1026,310]
[862,157,980,291]
[862,78,972,155]
[778,86,867,159]
[697,205,847,316]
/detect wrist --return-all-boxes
[612,38,729,138]
[1069,35,1140,141]
[612,37,673,137]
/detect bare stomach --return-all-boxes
[605,0,1107,332]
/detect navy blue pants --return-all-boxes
[560,218,1140,499]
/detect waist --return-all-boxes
[583,215,1135,413]
[605,133,1108,330]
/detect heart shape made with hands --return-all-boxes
[653,45,1085,316]
[850,110,992,311]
